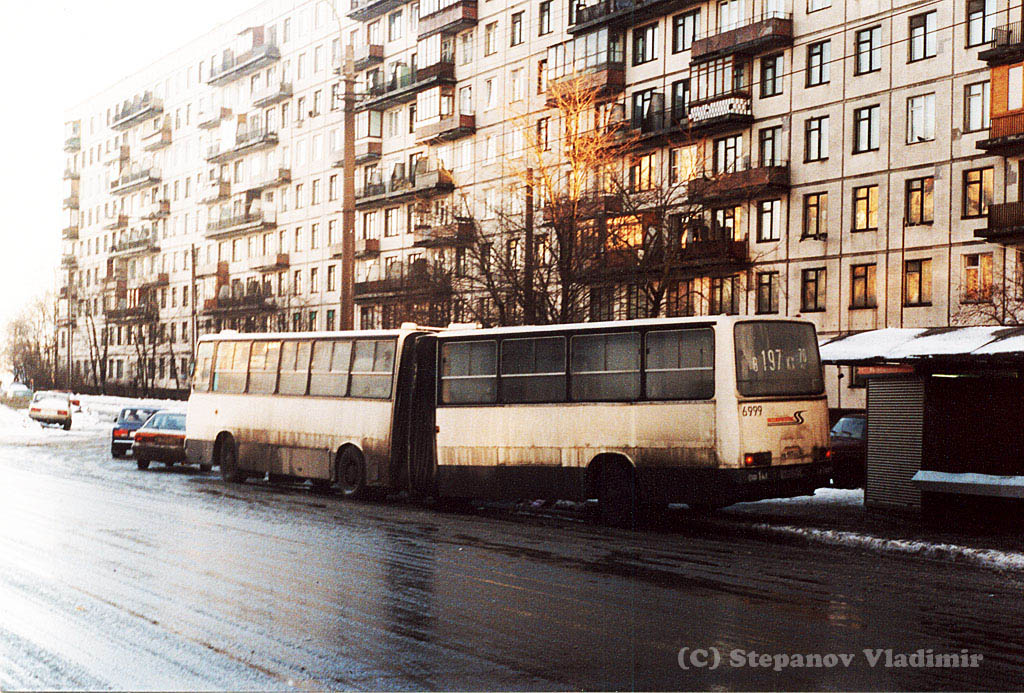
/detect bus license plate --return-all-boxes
[747,471,769,482]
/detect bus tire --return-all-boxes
[336,447,367,500]
[136,459,150,470]
[597,461,639,529]
[217,436,246,484]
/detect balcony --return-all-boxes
[354,139,383,164]
[61,254,77,269]
[206,209,277,239]
[687,161,790,204]
[62,195,79,210]
[111,95,163,131]
[206,126,278,163]
[141,124,172,151]
[691,12,793,63]
[250,252,290,272]
[110,168,162,195]
[138,272,169,290]
[198,107,232,129]
[355,164,455,209]
[978,202,1024,244]
[196,260,228,278]
[247,167,292,193]
[105,303,158,322]
[61,225,79,241]
[202,292,276,315]
[358,61,457,111]
[208,43,280,86]
[110,232,160,256]
[570,0,695,35]
[143,199,171,220]
[58,286,77,300]
[102,268,127,285]
[418,0,477,39]
[203,180,231,204]
[347,0,408,22]
[686,90,753,133]
[63,135,81,152]
[978,112,1024,156]
[543,193,622,224]
[678,237,749,269]
[546,62,626,106]
[353,44,384,72]
[104,145,130,167]
[63,169,80,181]
[628,104,689,147]
[252,81,292,108]
[354,260,451,301]
[415,113,476,144]
[354,237,381,258]
[104,214,128,230]
[412,218,473,247]
[979,22,1024,66]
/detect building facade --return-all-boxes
[59,0,1023,406]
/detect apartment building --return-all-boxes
[59,0,1023,405]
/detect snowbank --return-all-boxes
[75,394,186,423]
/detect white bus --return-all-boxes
[186,316,831,523]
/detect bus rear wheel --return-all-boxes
[597,463,639,529]
[336,448,367,500]
[218,438,246,484]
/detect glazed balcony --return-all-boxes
[110,168,162,195]
[687,160,790,204]
[977,112,1024,156]
[354,139,383,164]
[61,225,79,241]
[111,95,163,131]
[978,202,1024,245]
[250,252,290,272]
[252,81,293,108]
[354,260,450,301]
[141,124,172,151]
[208,43,280,86]
[105,303,158,321]
[63,135,81,152]
[63,168,80,181]
[546,62,626,106]
[353,44,384,71]
[418,0,477,39]
[206,126,278,163]
[354,237,381,258]
[203,180,231,204]
[198,107,232,129]
[690,12,793,63]
[979,22,1024,66]
[206,209,277,239]
[415,113,476,144]
[358,61,456,111]
[348,0,409,22]
[202,292,276,315]
[412,218,473,247]
[62,195,79,210]
[686,90,753,133]
[110,233,160,256]
[570,0,695,35]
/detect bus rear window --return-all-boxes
[734,322,824,397]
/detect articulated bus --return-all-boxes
[186,317,831,522]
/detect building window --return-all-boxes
[805,116,829,161]
[632,24,657,65]
[459,32,474,64]
[850,264,877,309]
[965,82,990,133]
[963,167,994,218]
[630,153,656,191]
[388,10,403,41]
[967,0,996,47]
[906,176,934,225]
[904,258,932,306]
[808,0,831,11]
[801,268,827,312]
[907,93,935,143]
[758,126,780,166]
[539,1,552,35]
[909,11,936,62]
[757,199,781,242]
[761,54,783,97]
[855,26,881,74]
[963,253,994,302]
[384,207,399,236]
[537,117,550,150]
[672,10,700,53]
[853,185,879,231]
[713,134,741,174]
[853,105,880,153]
[803,192,828,239]
[756,271,779,314]
[709,276,738,315]
[510,67,524,100]
[510,11,524,46]
[807,41,830,87]
[484,21,497,55]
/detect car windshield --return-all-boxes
[119,408,156,423]
[36,394,69,406]
[145,413,185,431]
[831,416,866,439]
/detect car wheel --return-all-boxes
[62,421,71,431]
[111,447,125,459]
[337,448,367,500]
[218,438,246,484]
[136,459,150,470]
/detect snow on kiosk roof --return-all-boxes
[819,326,1024,365]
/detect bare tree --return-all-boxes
[2,293,56,389]
[953,265,1024,326]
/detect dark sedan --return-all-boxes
[830,413,866,488]
[111,407,159,458]
[133,412,200,470]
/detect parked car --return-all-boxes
[133,411,209,471]
[111,407,159,458]
[830,413,867,488]
[28,391,72,430]
[3,383,33,406]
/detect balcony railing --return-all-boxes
[62,195,79,210]
[202,292,276,314]
[143,199,171,219]
[979,22,1024,65]
[354,139,383,164]
[198,107,232,129]
[353,44,384,71]
[61,254,77,268]
[111,95,163,131]
[104,144,130,167]
[139,272,169,289]
[359,61,457,111]
[252,81,293,108]
[110,232,160,255]
[978,112,1024,155]
[105,303,158,321]
[250,252,290,271]
[110,168,162,195]
[207,126,278,163]
[687,90,753,131]
[679,238,749,267]
[628,104,688,143]
[206,209,277,238]
[412,218,474,247]
[355,165,455,208]
[63,136,81,152]
[415,113,476,143]
[203,180,231,204]
[208,43,281,86]
[63,168,80,180]
[141,125,172,151]
[247,168,292,192]
[978,201,1024,244]
[570,0,692,34]
[354,260,450,299]
[61,225,79,241]
[691,12,793,63]
[546,62,626,106]
[687,160,790,203]
[347,0,408,22]
[355,237,381,258]
[418,0,478,39]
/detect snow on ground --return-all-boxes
[0,393,186,444]
[74,394,186,424]
[736,486,864,507]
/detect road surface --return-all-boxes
[0,408,1022,690]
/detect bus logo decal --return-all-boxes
[767,410,805,426]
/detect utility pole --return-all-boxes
[524,168,535,325]
[190,244,198,361]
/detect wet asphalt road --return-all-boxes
[1,419,1023,690]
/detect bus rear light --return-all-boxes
[744,452,771,467]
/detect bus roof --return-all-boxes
[197,326,438,342]
[438,315,814,339]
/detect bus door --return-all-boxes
[406,334,438,495]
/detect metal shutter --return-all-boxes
[866,378,924,510]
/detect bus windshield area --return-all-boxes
[734,322,824,397]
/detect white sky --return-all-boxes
[0,0,260,328]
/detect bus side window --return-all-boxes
[248,341,282,394]
[500,336,566,403]
[310,340,351,396]
[440,340,497,404]
[193,342,215,392]
[645,329,715,400]
[350,339,395,399]
[279,340,312,395]
[570,333,640,402]
[213,341,251,393]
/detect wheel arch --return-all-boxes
[584,452,637,499]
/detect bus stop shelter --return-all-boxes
[819,327,1024,516]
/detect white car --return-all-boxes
[28,392,72,430]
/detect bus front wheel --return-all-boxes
[597,463,639,529]
[218,437,246,484]
[337,448,367,500]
